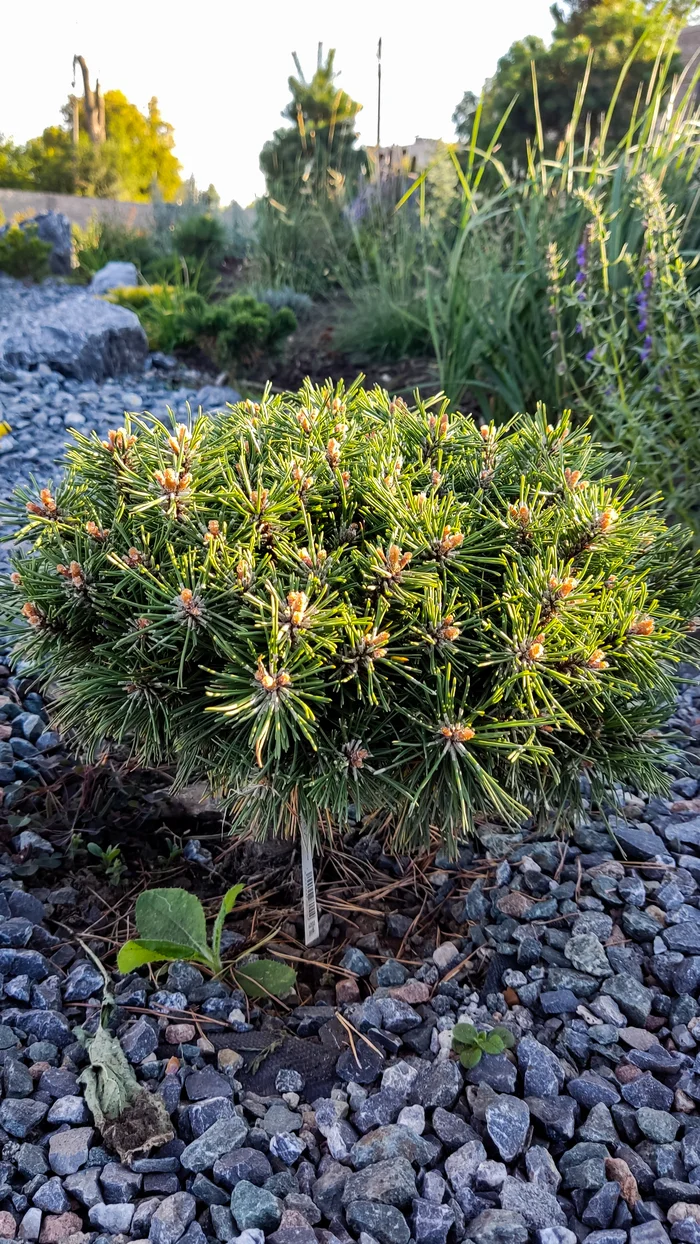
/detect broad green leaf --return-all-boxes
[135,888,212,965]
[87,842,104,857]
[493,1025,515,1049]
[117,939,202,974]
[459,1045,482,1068]
[480,1031,506,1055]
[212,884,245,966]
[452,1023,478,1045]
[234,958,297,1000]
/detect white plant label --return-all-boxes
[301,829,320,947]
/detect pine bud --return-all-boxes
[599,507,618,532]
[439,723,476,747]
[27,488,57,519]
[588,649,609,670]
[527,633,545,661]
[86,521,109,541]
[629,616,655,636]
[21,602,45,628]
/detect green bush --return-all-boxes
[254,286,314,321]
[109,286,296,370]
[171,213,228,273]
[74,220,165,282]
[0,224,52,281]
[1,387,697,853]
[106,284,170,311]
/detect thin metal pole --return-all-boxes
[376,37,382,148]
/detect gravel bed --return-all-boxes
[2,651,700,1244]
[0,276,239,573]
[5,277,700,1244]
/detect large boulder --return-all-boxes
[91,261,139,296]
[194,384,241,411]
[0,212,73,276]
[0,293,148,380]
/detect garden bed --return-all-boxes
[3,644,700,1244]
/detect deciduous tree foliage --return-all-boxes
[0,92,181,201]
[453,0,690,163]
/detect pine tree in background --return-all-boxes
[260,45,368,207]
[1,386,697,853]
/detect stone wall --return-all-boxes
[0,189,155,230]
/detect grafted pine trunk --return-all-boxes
[73,55,106,145]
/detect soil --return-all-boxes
[1,747,498,1005]
[241,299,440,398]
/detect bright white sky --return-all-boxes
[1,0,555,206]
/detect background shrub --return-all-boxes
[0,224,52,281]
[1,386,696,853]
[254,286,314,321]
[171,213,228,273]
[74,219,165,282]
[107,286,296,369]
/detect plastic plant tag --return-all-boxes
[300,826,320,946]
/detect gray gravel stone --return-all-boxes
[351,1126,436,1170]
[31,1177,69,1213]
[485,1097,530,1161]
[149,1192,197,1244]
[230,1182,282,1233]
[410,1197,455,1244]
[500,1176,567,1228]
[180,1117,248,1172]
[48,1128,94,1176]
[89,1203,135,1233]
[410,1061,463,1109]
[0,1098,48,1138]
[469,1209,530,1244]
[342,1158,417,1208]
[345,1201,410,1244]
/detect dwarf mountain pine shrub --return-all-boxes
[108,287,296,370]
[0,383,697,853]
[0,224,52,281]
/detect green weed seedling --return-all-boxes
[87,842,125,885]
[452,1021,515,1068]
[117,886,296,1000]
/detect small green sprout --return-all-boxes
[87,841,125,885]
[451,1022,515,1068]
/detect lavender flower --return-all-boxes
[586,348,597,363]
[575,226,591,303]
[636,254,654,357]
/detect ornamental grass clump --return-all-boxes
[0,383,697,853]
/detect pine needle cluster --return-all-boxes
[1,382,697,853]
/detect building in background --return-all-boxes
[366,137,441,181]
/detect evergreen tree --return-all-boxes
[260,45,368,205]
[453,1,692,164]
